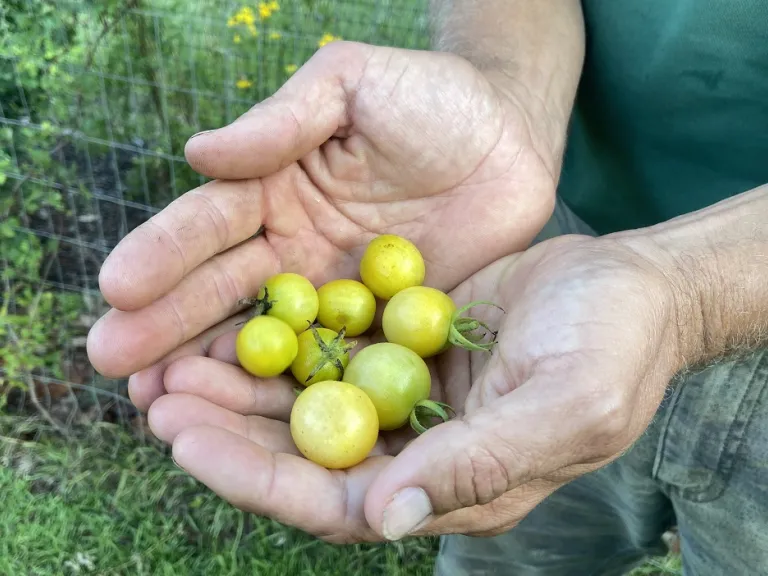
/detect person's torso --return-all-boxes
[558,0,768,234]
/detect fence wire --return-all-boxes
[0,0,430,438]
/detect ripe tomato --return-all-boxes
[246,273,319,334]
[342,342,432,430]
[316,279,376,337]
[236,315,299,378]
[290,380,379,469]
[383,287,503,357]
[359,234,425,300]
[290,326,355,386]
[382,286,457,357]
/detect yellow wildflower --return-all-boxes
[229,6,256,27]
[269,1,280,10]
[258,1,275,19]
[317,33,341,48]
[236,78,252,89]
[284,64,298,74]
[269,31,282,40]
[240,6,255,23]
[233,34,242,43]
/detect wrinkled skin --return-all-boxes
[145,233,682,542]
[86,41,556,412]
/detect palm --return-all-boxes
[266,47,552,286]
[87,43,555,401]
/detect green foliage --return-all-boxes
[0,0,79,119]
[0,122,82,396]
[0,0,431,405]
[0,196,82,394]
[0,282,82,392]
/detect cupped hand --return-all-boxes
[146,232,686,542]
[86,41,557,411]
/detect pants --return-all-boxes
[435,197,768,576]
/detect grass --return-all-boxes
[1,415,681,576]
[0,415,437,575]
[632,557,683,576]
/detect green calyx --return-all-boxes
[410,400,456,434]
[303,325,357,385]
[237,286,275,323]
[447,300,505,353]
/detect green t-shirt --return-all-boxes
[558,0,768,234]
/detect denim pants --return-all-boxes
[435,197,768,575]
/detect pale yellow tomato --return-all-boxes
[382,286,457,357]
[342,342,431,430]
[316,279,376,337]
[359,235,425,300]
[290,380,379,469]
[257,273,319,334]
[236,315,298,378]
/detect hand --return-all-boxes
[145,232,684,542]
[86,41,558,411]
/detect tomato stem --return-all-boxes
[303,325,357,384]
[447,300,504,353]
[410,400,456,434]
[237,286,276,323]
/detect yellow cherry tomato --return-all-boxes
[290,380,379,469]
[236,315,298,378]
[359,234,425,300]
[316,279,376,337]
[290,326,354,386]
[256,273,319,334]
[382,286,457,357]
[342,342,431,430]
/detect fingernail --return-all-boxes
[171,456,185,471]
[189,129,215,139]
[382,487,433,541]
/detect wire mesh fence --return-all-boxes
[0,0,431,439]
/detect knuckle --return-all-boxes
[207,258,242,313]
[187,190,231,251]
[451,427,513,508]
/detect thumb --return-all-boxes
[184,41,372,180]
[364,368,626,540]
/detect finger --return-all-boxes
[163,356,297,421]
[364,368,623,541]
[127,313,250,412]
[184,42,371,180]
[208,330,239,364]
[88,236,275,378]
[172,425,389,542]
[99,179,267,311]
[148,393,299,455]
